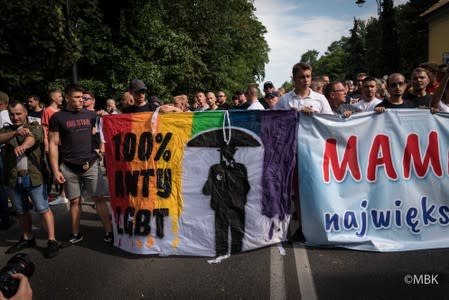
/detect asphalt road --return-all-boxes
[1,204,448,300]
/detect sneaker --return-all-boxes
[68,233,83,244]
[45,240,60,258]
[49,195,69,206]
[5,237,36,254]
[103,232,114,244]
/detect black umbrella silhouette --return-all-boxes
[188,127,261,257]
[187,128,261,148]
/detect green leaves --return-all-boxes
[297,0,439,81]
[0,0,269,105]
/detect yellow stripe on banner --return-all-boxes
[156,112,193,248]
[123,112,193,249]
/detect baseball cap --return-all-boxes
[266,91,279,98]
[129,79,148,92]
[263,81,274,89]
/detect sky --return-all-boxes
[253,0,409,88]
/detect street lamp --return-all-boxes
[355,0,383,15]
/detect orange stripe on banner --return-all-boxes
[128,112,156,211]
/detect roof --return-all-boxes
[421,0,449,17]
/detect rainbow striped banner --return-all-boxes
[103,110,297,256]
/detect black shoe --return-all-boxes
[5,237,36,254]
[103,232,113,244]
[68,233,83,244]
[45,240,60,258]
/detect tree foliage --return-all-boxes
[300,50,319,65]
[346,18,366,80]
[378,0,399,75]
[296,0,439,81]
[0,0,269,104]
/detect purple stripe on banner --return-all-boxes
[260,110,299,220]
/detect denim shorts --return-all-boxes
[9,175,49,215]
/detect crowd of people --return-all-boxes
[0,60,448,263]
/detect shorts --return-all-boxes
[9,175,49,215]
[61,161,99,201]
[94,159,109,197]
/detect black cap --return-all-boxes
[129,79,148,92]
[263,81,274,89]
[266,91,279,98]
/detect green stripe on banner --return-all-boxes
[191,111,224,136]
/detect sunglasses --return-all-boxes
[82,97,92,101]
[217,95,225,98]
[389,82,405,88]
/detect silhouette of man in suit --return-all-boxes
[203,145,250,256]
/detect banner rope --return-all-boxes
[222,110,232,145]
[151,106,161,136]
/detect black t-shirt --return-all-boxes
[28,110,43,124]
[235,102,250,110]
[258,97,270,109]
[375,99,417,109]
[217,103,232,110]
[122,102,158,113]
[404,93,432,108]
[49,109,97,165]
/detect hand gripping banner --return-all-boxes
[102,110,298,256]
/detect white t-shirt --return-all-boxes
[353,98,382,112]
[439,101,449,112]
[0,110,11,128]
[247,101,265,110]
[275,88,333,114]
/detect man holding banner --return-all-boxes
[275,62,333,115]
[275,62,333,242]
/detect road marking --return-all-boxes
[270,244,286,300]
[293,244,317,300]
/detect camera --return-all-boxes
[0,253,34,298]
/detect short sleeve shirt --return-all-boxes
[0,122,44,187]
[275,89,333,114]
[49,109,97,165]
[375,99,417,109]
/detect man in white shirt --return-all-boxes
[246,86,265,110]
[275,62,333,114]
[353,76,382,112]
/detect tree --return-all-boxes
[378,0,399,75]
[0,0,82,99]
[315,38,349,80]
[300,50,320,65]
[364,17,379,76]
[346,18,366,80]
[395,0,439,77]
[0,0,269,104]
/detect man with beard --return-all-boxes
[375,73,416,112]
